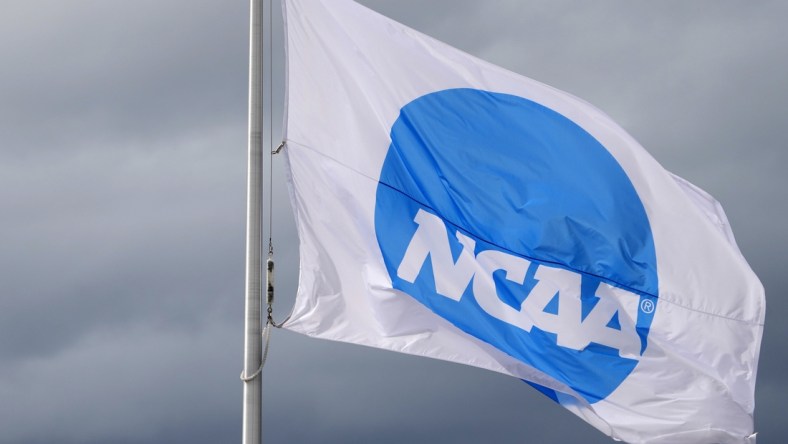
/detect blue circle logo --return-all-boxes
[375,89,658,403]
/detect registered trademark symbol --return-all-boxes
[640,299,655,314]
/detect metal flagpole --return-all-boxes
[242,0,263,442]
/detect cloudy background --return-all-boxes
[1,0,785,442]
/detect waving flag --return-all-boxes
[280,0,765,442]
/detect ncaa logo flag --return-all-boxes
[280,0,765,442]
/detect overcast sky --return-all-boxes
[1,0,786,443]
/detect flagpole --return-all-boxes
[242,0,264,442]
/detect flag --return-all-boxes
[280,0,765,442]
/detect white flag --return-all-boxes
[280,1,765,442]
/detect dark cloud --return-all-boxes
[1,0,785,443]
[0,0,248,155]
[0,129,248,360]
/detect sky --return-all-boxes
[1,0,786,443]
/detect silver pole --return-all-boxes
[242,0,263,442]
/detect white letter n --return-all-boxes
[396,209,477,301]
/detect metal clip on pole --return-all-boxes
[266,257,275,323]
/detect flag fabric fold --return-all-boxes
[280,0,764,442]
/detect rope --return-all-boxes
[240,321,272,382]
[266,0,275,255]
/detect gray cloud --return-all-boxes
[1,0,785,442]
